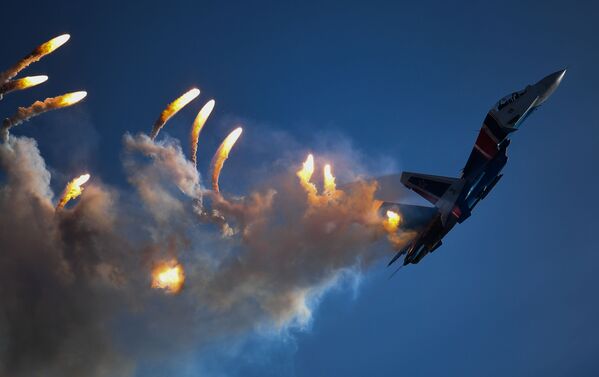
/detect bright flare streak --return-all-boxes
[297,154,314,182]
[151,261,185,294]
[56,173,91,210]
[384,210,401,233]
[57,91,87,106]
[0,75,48,97]
[211,127,243,192]
[190,99,215,166]
[150,88,200,140]
[323,164,336,195]
[0,34,70,84]
[16,75,48,88]
[296,154,318,198]
[39,34,71,55]
[1,90,88,142]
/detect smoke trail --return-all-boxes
[210,127,243,192]
[190,99,215,166]
[0,34,69,84]
[0,75,48,99]
[150,88,200,140]
[0,130,418,376]
[1,91,87,141]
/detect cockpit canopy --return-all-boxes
[494,88,527,112]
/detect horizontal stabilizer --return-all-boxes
[400,172,460,206]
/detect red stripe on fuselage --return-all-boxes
[474,125,498,159]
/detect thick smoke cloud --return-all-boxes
[0,128,412,376]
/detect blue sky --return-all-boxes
[1,0,598,376]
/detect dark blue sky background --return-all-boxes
[1,1,598,376]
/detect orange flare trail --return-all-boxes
[150,88,200,140]
[56,173,90,210]
[323,163,336,196]
[151,261,185,294]
[0,75,48,98]
[190,99,215,166]
[0,34,70,84]
[1,91,87,141]
[210,127,243,193]
[296,154,318,198]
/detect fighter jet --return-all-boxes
[382,69,566,267]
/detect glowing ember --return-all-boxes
[323,163,336,196]
[383,210,401,233]
[150,88,200,140]
[210,127,243,192]
[151,261,185,294]
[56,173,90,210]
[190,99,215,166]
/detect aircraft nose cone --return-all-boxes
[534,68,566,106]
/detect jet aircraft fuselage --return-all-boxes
[385,69,566,266]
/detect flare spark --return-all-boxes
[150,88,200,140]
[190,99,215,166]
[210,127,243,192]
[56,173,90,210]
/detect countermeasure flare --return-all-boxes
[0,34,70,84]
[210,127,243,193]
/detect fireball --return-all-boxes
[151,261,185,294]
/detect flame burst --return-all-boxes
[296,154,318,198]
[190,99,215,166]
[383,210,401,233]
[323,164,336,196]
[1,91,87,141]
[0,75,48,97]
[150,88,200,140]
[0,34,70,84]
[151,261,185,294]
[56,173,90,210]
[210,127,243,193]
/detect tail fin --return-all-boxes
[400,172,460,206]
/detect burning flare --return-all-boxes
[383,210,401,233]
[151,261,185,294]
[323,163,336,196]
[150,88,200,140]
[1,91,87,141]
[0,75,48,98]
[210,127,243,193]
[190,99,215,166]
[297,154,318,198]
[0,34,70,84]
[56,173,91,210]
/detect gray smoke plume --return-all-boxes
[0,129,412,376]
